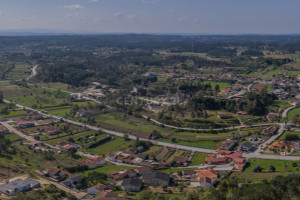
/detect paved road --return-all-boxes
[1,122,37,142]
[248,104,296,156]
[251,123,285,155]
[243,153,300,161]
[6,100,300,160]
[1,116,60,150]
[5,100,216,154]
[142,114,276,132]
[282,105,296,118]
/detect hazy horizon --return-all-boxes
[0,0,300,35]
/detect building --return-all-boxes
[144,72,157,77]
[295,100,300,107]
[108,170,137,181]
[268,140,290,152]
[142,171,170,186]
[291,141,300,151]
[136,166,152,175]
[14,119,35,128]
[262,126,278,135]
[182,170,196,179]
[87,184,108,195]
[76,109,89,117]
[266,113,280,121]
[79,156,106,169]
[56,141,80,150]
[219,139,236,150]
[239,142,255,152]
[172,156,189,166]
[197,169,218,187]
[205,154,229,165]
[122,178,142,192]
[249,135,258,141]
[70,93,80,99]
[0,178,40,196]
[62,174,85,188]
[47,167,68,181]
[234,157,246,171]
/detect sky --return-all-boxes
[0,0,299,34]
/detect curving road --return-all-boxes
[5,99,300,160]
[4,99,216,154]
[142,114,276,132]
[26,65,38,81]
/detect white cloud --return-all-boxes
[127,15,137,20]
[64,5,84,10]
[17,16,34,21]
[114,12,123,18]
[90,0,99,2]
[177,17,186,22]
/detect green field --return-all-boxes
[278,130,300,141]
[48,108,72,116]
[287,107,300,118]
[5,63,31,80]
[245,158,300,173]
[202,81,230,90]
[0,84,36,98]
[45,130,100,145]
[0,110,26,118]
[270,100,291,111]
[10,94,68,109]
[287,70,300,76]
[144,146,163,157]
[5,133,22,141]
[86,137,135,156]
[190,152,208,165]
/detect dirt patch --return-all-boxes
[251,83,265,93]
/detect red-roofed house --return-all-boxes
[266,113,280,121]
[226,152,242,160]
[197,169,218,187]
[14,119,35,128]
[47,167,69,181]
[219,139,236,151]
[205,154,229,165]
[233,157,246,171]
[79,156,106,169]
[268,140,290,152]
[262,126,278,135]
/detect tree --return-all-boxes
[253,165,262,172]
[269,165,276,173]
[87,172,107,185]
[162,184,168,191]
